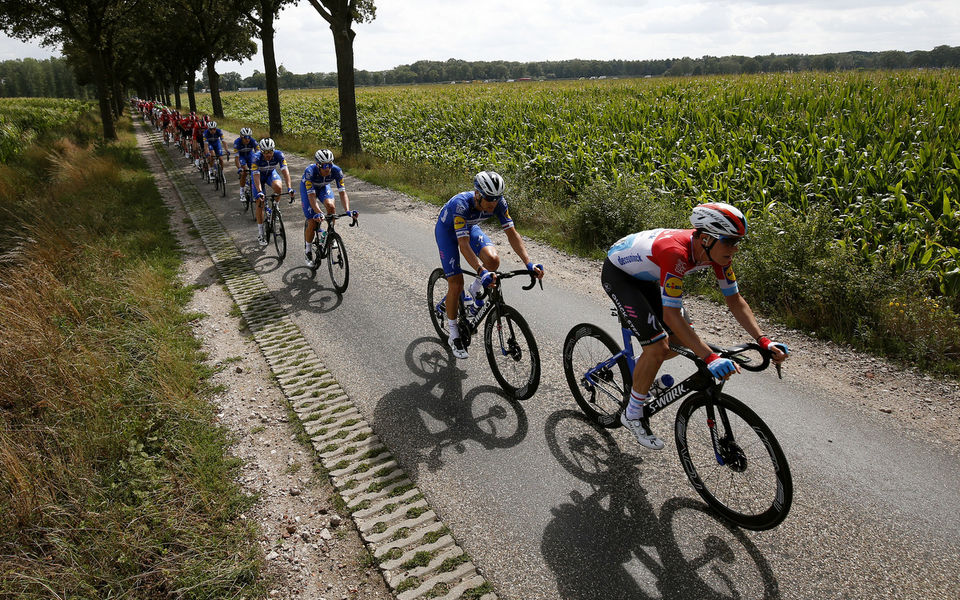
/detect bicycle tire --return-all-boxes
[562,323,631,428]
[426,268,450,340]
[273,209,286,263]
[327,231,349,293]
[675,392,793,530]
[218,166,226,197]
[484,304,540,400]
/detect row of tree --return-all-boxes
[208,45,960,91]
[0,0,375,155]
[0,57,97,99]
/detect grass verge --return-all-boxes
[0,114,264,598]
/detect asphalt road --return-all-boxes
[171,143,960,600]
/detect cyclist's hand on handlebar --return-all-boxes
[706,353,740,380]
[349,210,359,227]
[758,336,789,364]
[256,192,265,200]
[526,261,544,280]
[478,268,496,288]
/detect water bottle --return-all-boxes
[318,229,327,246]
[649,373,675,398]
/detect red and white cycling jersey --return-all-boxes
[607,228,739,308]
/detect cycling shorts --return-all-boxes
[255,169,280,195]
[435,221,494,277]
[601,258,670,346]
[300,181,334,219]
[207,141,225,157]
[236,153,256,167]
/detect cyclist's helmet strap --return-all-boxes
[473,171,505,199]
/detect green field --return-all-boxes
[201,71,960,297]
[0,97,94,161]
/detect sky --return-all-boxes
[2,0,958,77]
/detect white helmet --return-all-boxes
[240,127,252,136]
[208,121,217,129]
[473,171,505,199]
[259,138,276,151]
[690,202,747,238]
[315,149,334,163]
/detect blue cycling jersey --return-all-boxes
[203,127,223,145]
[250,149,289,177]
[233,136,259,162]
[436,191,514,239]
[301,163,345,193]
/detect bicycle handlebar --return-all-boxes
[712,341,782,379]
[464,268,543,294]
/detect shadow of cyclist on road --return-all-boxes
[541,409,781,600]
[372,336,529,479]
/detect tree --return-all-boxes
[243,0,296,137]
[0,0,142,139]
[305,0,376,156]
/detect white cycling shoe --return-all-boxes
[448,336,468,360]
[620,412,665,450]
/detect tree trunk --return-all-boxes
[206,60,224,118]
[261,15,283,137]
[91,49,117,140]
[174,81,182,111]
[331,22,361,155]
[187,74,197,114]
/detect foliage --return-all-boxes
[200,70,960,301]
[0,57,96,98]
[0,109,263,597]
[0,97,96,162]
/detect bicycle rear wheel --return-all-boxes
[326,231,348,293]
[675,393,793,530]
[562,323,630,428]
[272,210,286,263]
[219,166,226,197]
[484,305,540,400]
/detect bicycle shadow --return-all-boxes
[252,253,286,274]
[541,409,781,600]
[372,336,529,479]
[278,265,344,313]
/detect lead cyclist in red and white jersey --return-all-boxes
[603,202,789,450]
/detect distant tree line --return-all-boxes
[0,57,96,98]
[212,44,960,90]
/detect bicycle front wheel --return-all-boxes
[219,168,226,197]
[562,323,630,428]
[484,305,540,400]
[675,393,793,530]
[426,268,450,340]
[327,231,348,293]
[273,210,286,263]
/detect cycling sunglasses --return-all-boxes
[320,163,333,169]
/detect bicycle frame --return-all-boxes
[455,270,540,337]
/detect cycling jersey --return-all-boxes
[251,150,288,195]
[233,136,259,165]
[607,228,738,308]
[299,163,346,218]
[434,191,514,277]
[204,127,224,150]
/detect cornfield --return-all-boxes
[203,70,960,296]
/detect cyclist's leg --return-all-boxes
[435,224,464,322]
[469,226,499,272]
[321,185,336,215]
[600,259,673,397]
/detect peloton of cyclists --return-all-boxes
[434,171,544,359]
[233,127,259,203]
[299,149,358,268]
[252,138,295,246]
[602,202,789,450]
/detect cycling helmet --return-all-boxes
[315,149,334,164]
[690,202,747,239]
[208,120,217,129]
[259,138,276,151]
[240,127,252,136]
[473,171,505,199]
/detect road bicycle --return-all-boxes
[562,311,793,530]
[212,152,229,197]
[240,168,255,218]
[307,211,357,293]
[427,268,542,401]
[262,193,287,263]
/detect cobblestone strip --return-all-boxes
[140,121,497,600]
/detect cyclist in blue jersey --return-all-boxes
[233,127,259,203]
[300,149,357,267]
[435,171,544,359]
[252,138,294,246]
[203,121,226,180]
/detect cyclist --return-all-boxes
[203,120,226,180]
[434,171,544,359]
[299,149,357,267]
[191,117,206,169]
[603,202,789,450]
[252,138,294,246]
[233,127,259,204]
